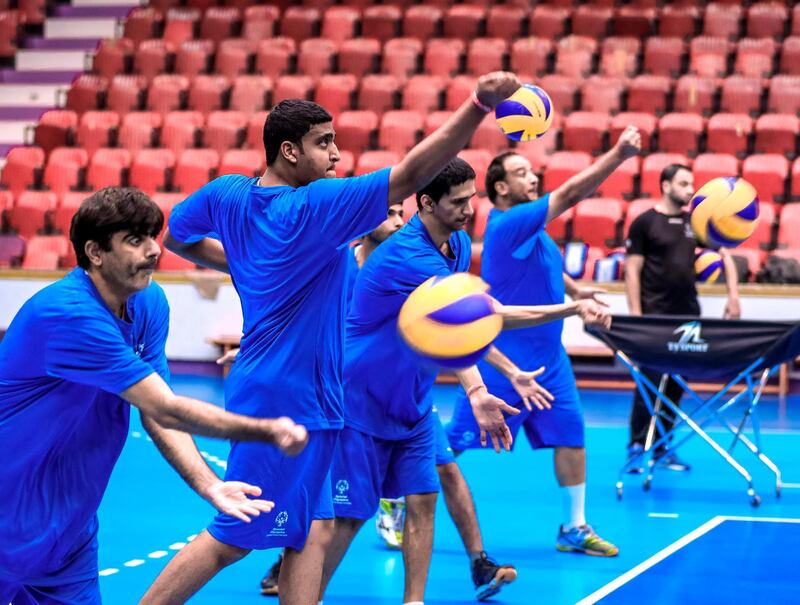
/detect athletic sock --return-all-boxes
[561,483,586,531]
[404,601,424,605]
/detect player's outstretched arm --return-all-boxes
[546,126,642,223]
[141,415,274,523]
[624,254,644,316]
[163,228,230,274]
[388,72,520,204]
[719,248,741,319]
[484,346,554,411]
[122,373,308,454]
[455,365,520,453]
[493,298,612,330]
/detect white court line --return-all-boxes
[98,568,119,577]
[648,513,679,519]
[720,515,800,523]
[781,483,800,489]
[575,516,727,605]
[148,550,169,559]
[123,559,145,568]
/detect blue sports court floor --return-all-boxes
[97,376,800,604]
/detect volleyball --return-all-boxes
[690,176,760,249]
[398,273,502,369]
[495,84,554,141]
[695,249,724,283]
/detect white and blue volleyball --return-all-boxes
[495,84,554,141]
[690,176,760,249]
[695,249,724,283]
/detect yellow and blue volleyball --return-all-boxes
[690,176,760,249]
[695,249,724,283]
[398,273,502,369]
[495,84,554,142]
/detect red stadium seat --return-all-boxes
[562,112,610,155]
[321,6,359,43]
[471,196,493,240]
[77,111,119,155]
[597,156,640,199]
[703,3,742,40]
[693,153,739,185]
[1,146,44,193]
[658,112,705,156]
[624,198,659,235]
[613,6,656,38]
[87,148,131,190]
[755,115,798,158]
[200,6,240,43]
[34,110,77,153]
[0,233,26,268]
[188,75,229,115]
[720,76,763,117]
[335,150,354,177]
[572,5,612,39]
[467,38,507,77]
[510,37,552,80]
[130,148,176,194]
[747,2,788,39]
[107,75,146,115]
[242,5,279,42]
[444,76,476,111]
[118,111,161,152]
[706,113,753,157]
[7,191,56,238]
[572,198,625,251]
[734,38,776,78]
[658,5,699,38]
[218,149,264,177]
[767,75,800,115]
[173,148,218,193]
[777,203,800,249]
[742,154,789,204]
[230,75,271,114]
[378,110,423,154]
[537,75,579,115]
[315,74,357,117]
[147,75,189,115]
[627,75,671,116]
[175,39,214,77]
[470,120,510,155]
[402,75,443,113]
[486,5,525,42]
[123,7,163,45]
[611,113,655,153]
[544,151,593,191]
[66,74,108,114]
[256,37,297,80]
[674,76,720,116]
[359,74,399,113]
[245,111,269,155]
[731,248,766,280]
[0,10,21,59]
[458,149,491,195]
[134,39,174,81]
[281,7,320,43]
[362,5,401,43]
[43,148,88,194]
[555,35,597,78]
[545,207,573,243]
[402,6,442,42]
[162,8,200,47]
[689,37,732,77]
[529,5,569,39]
[335,110,378,154]
[641,153,691,198]
[298,38,337,79]
[204,110,247,154]
[51,192,85,235]
[215,39,255,80]
[780,37,800,75]
[339,38,380,78]
[22,236,69,270]
[272,75,314,104]
[355,150,399,176]
[643,36,685,77]
[161,111,204,156]
[382,38,423,82]
[423,111,451,137]
[93,38,134,80]
[158,248,196,272]
[443,4,485,42]
[580,76,624,114]
[424,38,464,78]
[599,37,640,78]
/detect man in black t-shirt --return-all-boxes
[624,164,740,472]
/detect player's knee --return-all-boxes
[436,461,461,485]
[334,516,364,534]
[406,492,437,521]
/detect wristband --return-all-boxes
[466,384,487,398]
[471,91,492,113]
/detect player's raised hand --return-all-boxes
[270,416,309,456]
[475,72,522,109]
[468,387,520,453]
[216,347,239,366]
[613,125,642,160]
[510,366,554,411]
[576,299,612,330]
[205,481,274,523]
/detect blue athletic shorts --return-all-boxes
[446,350,585,451]
[330,417,439,519]
[0,577,100,605]
[207,429,338,551]
[432,406,455,466]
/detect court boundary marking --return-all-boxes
[575,516,800,605]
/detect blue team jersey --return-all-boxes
[344,214,471,440]
[344,245,360,307]
[0,268,169,581]
[168,170,389,430]
[479,194,567,398]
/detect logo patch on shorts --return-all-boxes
[462,430,475,444]
[267,511,289,537]
[333,479,351,506]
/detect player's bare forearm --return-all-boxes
[163,229,230,274]
[388,72,520,203]
[484,345,519,380]
[141,413,219,500]
[496,301,579,329]
[563,273,578,298]
[720,248,740,299]
[455,365,485,393]
[625,256,644,316]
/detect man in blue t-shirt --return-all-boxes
[140,73,524,605]
[316,159,612,605]
[446,128,642,558]
[0,188,308,605]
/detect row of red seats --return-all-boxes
[120,3,800,48]
[93,34,800,84]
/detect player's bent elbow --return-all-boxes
[163,229,189,253]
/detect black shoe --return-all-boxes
[656,452,691,472]
[260,554,282,596]
[471,551,517,601]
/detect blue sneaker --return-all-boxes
[626,442,645,474]
[556,524,619,557]
[471,551,517,601]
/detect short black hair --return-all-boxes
[416,158,476,209]
[263,99,333,166]
[70,187,163,270]
[485,151,520,204]
[659,163,692,194]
